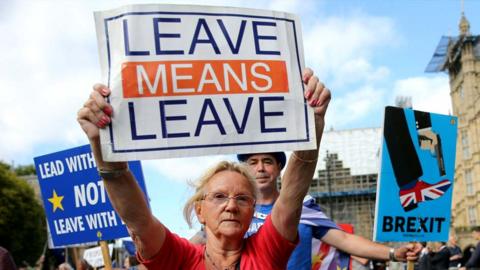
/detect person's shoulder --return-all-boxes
[0,246,8,255]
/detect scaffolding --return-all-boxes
[310,152,377,239]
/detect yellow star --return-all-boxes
[48,190,64,212]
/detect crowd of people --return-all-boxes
[413,228,480,270]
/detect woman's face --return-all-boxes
[197,170,255,239]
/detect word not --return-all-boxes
[122,60,288,98]
[74,181,107,207]
[123,18,281,56]
[382,216,446,233]
[128,96,287,141]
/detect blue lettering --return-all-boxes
[153,18,184,55]
[195,98,226,136]
[159,100,190,138]
[189,19,220,55]
[217,19,246,54]
[252,21,280,55]
[223,97,253,134]
[123,19,150,56]
[128,102,156,140]
[259,96,286,133]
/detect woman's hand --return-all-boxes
[77,83,113,140]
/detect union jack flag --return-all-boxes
[399,179,451,209]
[301,196,351,270]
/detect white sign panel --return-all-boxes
[83,244,113,268]
[95,4,315,161]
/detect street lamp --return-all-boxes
[325,151,334,219]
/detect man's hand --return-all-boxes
[395,242,423,261]
[418,127,439,155]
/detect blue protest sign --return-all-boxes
[374,106,457,242]
[34,144,148,247]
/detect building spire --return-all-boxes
[459,0,470,36]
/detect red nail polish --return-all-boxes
[310,99,318,106]
[305,90,312,99]
[96,119,105,128]
[103,106,112,116]
[102,115,110,124]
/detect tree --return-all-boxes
[0,161,46,267]
[14,164,36,176]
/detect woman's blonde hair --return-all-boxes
[183,161,257,228]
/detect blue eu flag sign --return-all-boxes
[34,144,148,247]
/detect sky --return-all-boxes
[1,0,479,238]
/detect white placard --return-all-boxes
[83,244,113,268]
[95,4,315,161]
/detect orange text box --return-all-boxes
[121,60,289,98]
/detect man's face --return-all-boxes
[245,154,281,192]
[473,230,480,240]
[449,236,457,246]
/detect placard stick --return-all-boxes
[100,241,112,270]
[406,241,416,270]
[72,247,79,269]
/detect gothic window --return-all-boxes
[468,206,477,226]
[465,169,474,196]
[462,129,470,159]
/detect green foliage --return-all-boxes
[14,164,36,176]
[0,161,46,267]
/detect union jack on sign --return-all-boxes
[399,180,451,209]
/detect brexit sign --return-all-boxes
[373,107,457,242]
[34,145,148,247]
[94,4,314,161]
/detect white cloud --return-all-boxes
[303,13,397,89]
[143,155,236,183]
[266,0,315,14]
[0,2,101,163]
[323,75,451,130]
[392,76,451,115]
[326,86,385,127]
[336,58,390,87]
